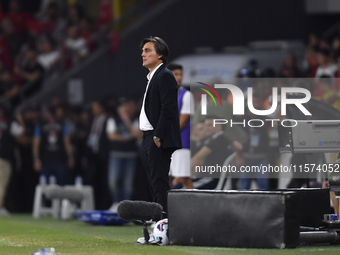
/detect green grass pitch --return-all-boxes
[0,215,340,255]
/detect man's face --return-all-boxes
[25,50,36,62]
[141,42,162,69]
[171,69,183,86]
[192,122,206,141]
[91,102,103,116]
[43,41,53,53]
[316,52,326,65]
[204,118,221,137]
[55,107,64,121]
[68,25,78,39]
[286,54,295,67]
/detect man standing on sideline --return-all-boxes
[139,36,182,214]
[168,64,194,189]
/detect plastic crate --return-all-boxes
[75,210,128,225]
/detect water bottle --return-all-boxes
[31,247,55,255]
[75,175,83,188]
[49,175,56,185]
[39,175,47,185]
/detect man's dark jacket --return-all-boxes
[143,64,182,152]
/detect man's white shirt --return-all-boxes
[139,63,163,131]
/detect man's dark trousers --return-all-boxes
[140,131,173,213]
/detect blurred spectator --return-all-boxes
[67,4,86,25]
[257,75,274,97]
[37,35,60,70]
[315,49,337,78]
[334,56,340,92]
[0,60,6,73]
[79,17,92,39]
[35,0,55,19]
[47,3,67,43]
[313,49,337,97]
[304,33,320,77]
[14,46,44,96]
[2,18,22,61]
[168,63,194,189]
[319,75,340,111]
[319,38,330,51]
[32,2,67,43]
[97,0,113,31]
[0,26,13,70]
[280,53,300,78]
[63,24,88,65]
[237,68,258,92]
[3,0,31,37]
[79,17,97,52]
[49,96,61,110]
[103,95,117,117]
[190,121,206,156]
[189,121,211,190]
[0,70,20,107]
[0,104,23,215]
[16,104,40,211]
[306,46,319,77]
[0,1,115,108]
[332,37,340,61]
[32,106,74,186]
[238,93,269,190]
[191,116,242,189]
[86,100,110,210]
[107,98,141,211]
[70,107,90,181]
[308,33,320,49]
[109,30,120,54]
[260,68,276,79]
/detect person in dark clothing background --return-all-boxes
[191,116,243,190]
[14,46,44,97]
[0,70,20,107]
[86,100,110,210]
[107,97,142,211]
[237,93,270,190]
[69,106,90,183]
[32,106,74,186]
[16,105,40,212]
[0,104,23,215]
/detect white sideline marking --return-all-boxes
[0,239,24,247]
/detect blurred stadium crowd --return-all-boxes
[0,0,120,214]
[1,1,340,215]
[0,0,118,109]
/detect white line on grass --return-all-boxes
[0,239,24,247]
